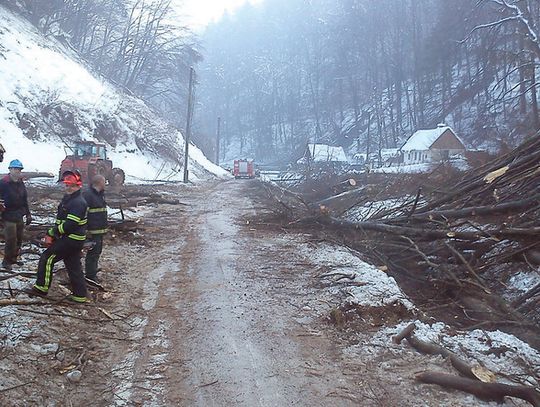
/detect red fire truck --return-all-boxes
[233,159,255,179]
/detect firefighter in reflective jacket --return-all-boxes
[28,171,89,302]
[82,175,107,283]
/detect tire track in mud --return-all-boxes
[107,184,239,405]
[110,241,186,405]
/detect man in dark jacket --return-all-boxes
[0,159,32,270]
[82,175,107,284]
[28,171,89,303]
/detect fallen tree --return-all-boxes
[416,372,540,406]
[394,323,540,406]
[0,172,55,179]
[261,133,540,346]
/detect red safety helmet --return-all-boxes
[60,170,82,187]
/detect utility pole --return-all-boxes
[183,67,195,183]
[216,116,221,165]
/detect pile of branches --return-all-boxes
[264,134,540,346]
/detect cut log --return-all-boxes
[396,324,540,406]
[392,322,417,344]
[416,372,540,407]
[0,172,55,179]
[406,334,477,379]
[310,187,367,216]
[321,216,540,241]
[331,178,357,194]
[393,193,540,222]
[394,322,480,380]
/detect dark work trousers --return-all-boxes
[35,238,87,297]
[3,220,23,265]
[85,234,103,280]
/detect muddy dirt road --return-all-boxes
[108,180,365,406]
[1,179,536,406]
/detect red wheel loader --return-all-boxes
[59,141,125,186]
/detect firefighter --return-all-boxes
[83,174,107,284]
[0,159,32,270]
[27,171,89,303]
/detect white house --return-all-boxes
[304,143,348,163]
[400,124,466,165]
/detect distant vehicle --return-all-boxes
[233,159,256,179]
[59,141,125,186]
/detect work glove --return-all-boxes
[25,213,32,226]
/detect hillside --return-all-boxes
[197,0,540,165]
[0,5,226,182]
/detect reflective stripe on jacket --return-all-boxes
[48,189,88,241]
[82,186,108,235]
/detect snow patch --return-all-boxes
[300,242,414,310]
[0,5,228,183]
[508,270,540,293]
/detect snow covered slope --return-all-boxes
[0,5,227,182]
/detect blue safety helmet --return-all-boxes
[8,159,23,169]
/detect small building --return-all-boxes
[297,143,349,172]
[400,124,465,165]
[303,143,348,163]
